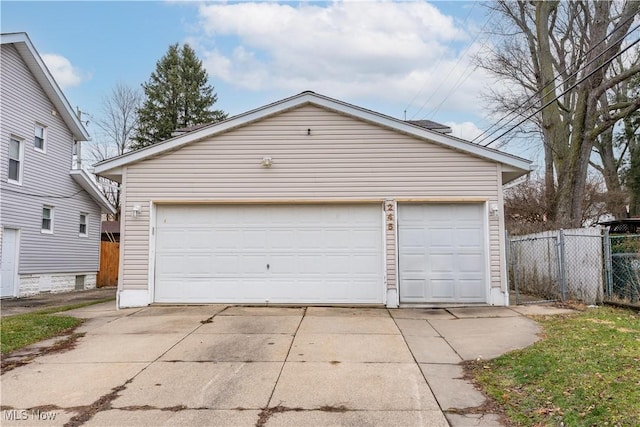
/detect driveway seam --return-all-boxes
[387,309,449,425]
[426,316,465,362]
[264,306,307,410]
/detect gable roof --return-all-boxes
[95,91,533,184]
[0,32,90,141]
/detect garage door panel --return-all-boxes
[458,254,484,272]
[156,255,186,275]
[456,228,483,247]
[398,254,426,273]
[215,255,240,274]
[399,203,486,303]
[430,279,455,299]
[348,254,378,279]
[242,230,268,249]
[401,279,427,299]
[270,230,296,248]
[431,254,454,272]
[157,229,187,247]
[188,231,215,249]
[429,229,453,247]
[459,280,485,299]
[210,230,239,249]
[398,229,424,247]
[187,255,213,274]
[154,204,383,304]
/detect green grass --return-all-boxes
[0,298,114,354]
[469,306,640,426]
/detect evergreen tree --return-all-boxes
[132,43,226,149]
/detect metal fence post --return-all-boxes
[508,235,520,305]
[558,229,567,301]
[603,228,612,299]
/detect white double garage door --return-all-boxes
[154,203,487,304]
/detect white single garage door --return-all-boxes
[398,203,486,303]
[154,204,384,304]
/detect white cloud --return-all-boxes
[41,53,89,89]
[445,121,485,141]
[194,1,491,116]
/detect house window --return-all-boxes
[34,124,46,152]
[79,213,88,236]
[8,138,23,184]
[42,206,53,233]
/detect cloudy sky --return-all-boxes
[3,1,528,156]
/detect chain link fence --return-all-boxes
[510,234,562,304]
[605,234,640,306]
[508,228,640,307]
[508,228,604,305]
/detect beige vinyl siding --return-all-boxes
[121,104,502,292]
[1,44,102,275]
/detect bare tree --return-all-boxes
[618,71,640,216]
[505,174,610,235]
[477,1,640,227]
[591,52,640,219]
[86,82,141,219]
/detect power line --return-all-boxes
[474,15,640,145]
[2,187,85,199]
[481,36,640,148]
[408,9,494,120]
[403,1,479,116]
[473,14,640,146]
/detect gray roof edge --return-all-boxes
[70,169,117,215]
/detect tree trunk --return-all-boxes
[597,127,628,218]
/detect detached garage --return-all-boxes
[95,91,531,308]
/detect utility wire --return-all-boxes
[473,15,640,146]
[409,9,494,120]
[481,36,640,148]
[2,187,85,199]
[403,1,479,116]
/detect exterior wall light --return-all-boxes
[490,204,499,217]
[261,156,273,167]
[132,205,142,218]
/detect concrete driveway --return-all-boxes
[0,303,553,427]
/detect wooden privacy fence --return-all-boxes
[97,241,119,287]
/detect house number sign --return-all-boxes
[385,201,395,231]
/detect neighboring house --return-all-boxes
[0,32,116,298]
[95,91,532,309]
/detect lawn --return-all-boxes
[0,299,113,354]
[468,306,640,426]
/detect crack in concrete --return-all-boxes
[116,404,188,412]
[60,309,232,425]
[255,404,351,427]
[1,331,85,374]
[63,379,132,427]
[200,316,215,324]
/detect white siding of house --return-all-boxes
[119,104,503,299]
[0,44,102,276]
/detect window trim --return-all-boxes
[79,212,88,237]
[8,136,24,185]
[41,205,54,234]
[34,123,46,153]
